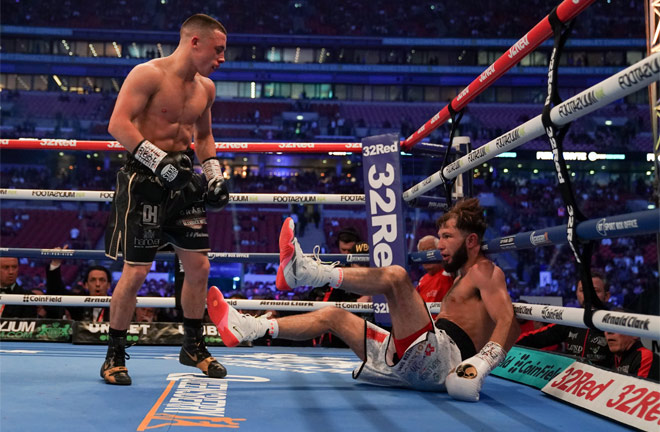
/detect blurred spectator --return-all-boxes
[134,305,158,323]
[2,0,645,38]
[415,235,453,305]
[324,227,363,302]
[348,241,372,303]
[46,248,111,321]
[605,309,660,382]
[336,226,361,254]
[0,257,37,318]
[516,271,613,367]
[318,229,363,347]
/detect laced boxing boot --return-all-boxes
[276,217,343,291]
[101,334,132,385]
[207,286,274,347]
[179,324,227,378]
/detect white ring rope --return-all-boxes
[1,294,657,340]
[0,189,366,205]
[403,52,660,201]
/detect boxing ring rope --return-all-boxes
[0,189,366,205]
[481,209,660,253]
[0,248,370,264]
[2,207,656,263]
[403,52,660,201]
[0,293,657,340]
[401,0,596,150]
[1,8,656,357]
[2,205,656,339]
[0,140,364,153]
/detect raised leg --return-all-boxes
[339,265,430,340]
[276,217,430,340]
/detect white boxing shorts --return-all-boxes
[352,318,476,391]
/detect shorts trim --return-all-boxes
[122,172,136,258]
[122,258,156,266]
[169,244,211,253]
[352,320,369,380]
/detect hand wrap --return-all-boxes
[202,157,229,211]
[445,341,506,402]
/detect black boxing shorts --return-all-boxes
[105,155,210,265]
[434,318,477,360]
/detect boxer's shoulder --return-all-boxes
[123,61,165,93]
[194,75,216,101]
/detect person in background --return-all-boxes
[516,270,612,367]
[46,246,112,322]
[336,227,361,254]
[134,306,159,323]
[605,308,659,382]
[349,241,372,303]
[0,257,37,318]
[415,235,453,305]
[319,230,364,347]
[323,226,363,303]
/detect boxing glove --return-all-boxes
[202,157,230,211]
[133,139,192,190]
[445,341,506,402]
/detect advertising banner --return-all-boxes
[361,133,406,326]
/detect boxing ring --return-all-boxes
[2,0,660,430]
[0,342,634,432]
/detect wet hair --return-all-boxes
[336,227,361,245]
[181,14,226,36]
[436,197,487,241]
[84,266,111,284]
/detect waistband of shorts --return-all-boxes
[434,318,477,360]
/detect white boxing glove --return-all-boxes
[445,341,506,402]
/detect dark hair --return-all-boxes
[436,197,487,241]
[181,14,227,35]
[589,268,609,293]
[84,266,111,284]
[336,227,361,245]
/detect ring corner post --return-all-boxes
[361,133,406,327]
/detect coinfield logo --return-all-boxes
[137,374,268,430]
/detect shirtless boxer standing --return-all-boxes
[208,198,520,401]
[102,14,229,385]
